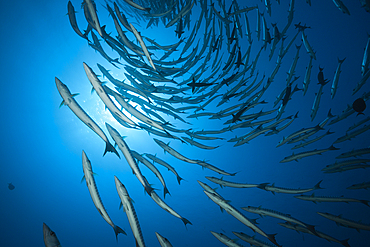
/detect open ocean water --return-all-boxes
[1,0,370,246]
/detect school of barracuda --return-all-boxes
[48,0,370,246]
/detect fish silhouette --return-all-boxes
[353,98,366,116]
[8,183,15,190]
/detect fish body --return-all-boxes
[295,193,369,206]
[258,180,323,194]
[114,176,146,247]
[106,124,153,195]
[82,151,126,239]
[280,145,339,163]
[302,30,316,60]
[362,34,370,76]
[204,190,281,247]
[331,58,346,99]
[83,63,135,126]
[67,1,89,40]
[205,176,258,188]
[332,0,350,15]
[242,206,317,235]
[43,223,61,247]
[145,154,184,184]
[55,77,119,157]
[318,212,370,231]
[8,183,15,190]
[123,0,150,12]
[155,232,173,247]
[211,231,243,247]
[84,0,103,37]
[130,23,156,70]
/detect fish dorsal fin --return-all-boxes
[129,196,135,204]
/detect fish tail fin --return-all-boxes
[181,217,192,227]
[113,225,127,241]
[267,233,281,247]
[306,224,318,236]
[361,200,370,207]
[177,175,184,185]
[314,180,324,190]
[338,57,346,63]
[145,185,154,195]
[163,186,171,198]
[340,238,351,247]
[329,145,340,151]
[327,108,334,118]
[104,142,120,158]
[257,183,269,190]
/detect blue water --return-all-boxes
[1,0,370,246]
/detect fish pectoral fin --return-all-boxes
[80,176,85,183]
[59,100,65,108]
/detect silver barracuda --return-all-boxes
[331,58,346,99]
[318,212,370,231]
[83,63,135,126]
[81,151,126,239]
[130,23,156,70]
[233,231,276,247]
[67,1,90,40]
[205,176,259,188]
[336,146,370,159]
[333,124,370,144]
[278,222,351,247]
[144,153,184,184]
[347,181,370,190]
[106,123,154,195]
[211,231,244,247]
[332,0,350,15]
[257,180,323,194]
[181,136,219,150]
[242,206,317,235]
[104,86,166,131]
[302,30,316,60]
[114,176,146,247]
[131,150,170,198]
[84,0,103,37]
[280,145,339,163]
[155,232,173,247]
[123,0,150,12]
[55,77,119,158]
[295,193,369,206]
[203,190,281,247]
[146,180,192,227]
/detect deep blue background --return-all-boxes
[1,0,370,246]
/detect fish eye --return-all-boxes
[50,231,55,236]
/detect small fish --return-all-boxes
[8,183,15,190]
[43,223,61,247]
[353,98,366,115]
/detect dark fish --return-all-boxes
[317,66,330,85]
[8,183,15,190]
[353,98,366,116]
